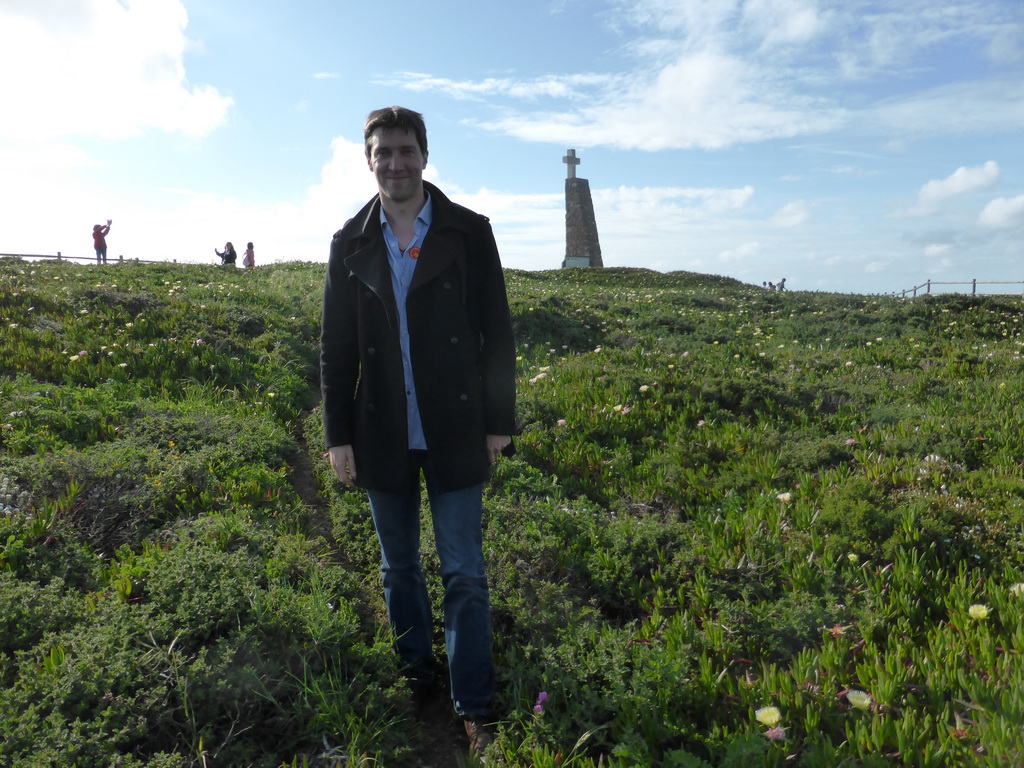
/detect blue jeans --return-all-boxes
[367,453,495,718]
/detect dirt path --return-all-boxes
[288,435,471,766]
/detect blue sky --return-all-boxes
[2,0,1023,294]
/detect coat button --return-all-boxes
[444,281,452,289]
[368,404,376,412]
[367,347,376,355]
[450,337,459,344]
[459,394,468,401]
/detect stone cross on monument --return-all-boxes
[563,149,580,179]
[561,148,603,269]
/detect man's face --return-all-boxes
[366,127,428,205]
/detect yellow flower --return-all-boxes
[968,604,989,620]
[846,690,872,710]
[847,553,859,564]
[755,706,781,727]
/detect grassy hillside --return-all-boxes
[1,257,1021,767]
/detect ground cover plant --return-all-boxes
[1,256,1021,767]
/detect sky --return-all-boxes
[1,0,1023,295]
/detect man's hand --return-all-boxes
[486,435,511,464]
[329,445,357,487]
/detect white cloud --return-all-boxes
[718,242,763,262]
[742,0,829,50]
[978,195,1024,228]
[382,0,1024,152]
[0,134,378,267]
[0,144,98,170]
[597,185,754,217]
[0,0,232,141]
[923,243,953,258]
[867,80,1024,138]
[462,48,844,150]
[377,72,614,102]
[987,25,1024,65]
[904,161,1000,216]
[771,200,810,227]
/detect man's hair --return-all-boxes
[364,106,427,158]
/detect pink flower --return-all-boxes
[533,691,548,714]
[846,438,857,445]
[556,419,567,426]
[765,726,786,742]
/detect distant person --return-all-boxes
[768,282,775,291]
[243,242,255,269]
[320,106,516,757]
[92,219,112,264]
[215,242,237,266]
[777,277,787,292]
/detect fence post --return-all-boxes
[57,251,61,261]
[926,280,931,295]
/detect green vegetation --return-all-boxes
[1,257,1021,766]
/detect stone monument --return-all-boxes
[562,149,603,268]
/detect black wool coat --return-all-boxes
[320,182,517,494]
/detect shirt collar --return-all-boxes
[379,190,433,231]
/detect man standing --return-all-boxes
[92,219,111,264]
[320,106,516,756]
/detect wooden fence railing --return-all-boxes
[0,252,171,264]
[893,279,1024,299]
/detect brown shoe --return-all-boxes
[463,716,495,756]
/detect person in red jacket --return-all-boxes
[320,106,516,756]
[92,219,111,264]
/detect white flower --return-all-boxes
[968,604,990,620]
[776,492,792,503]
[1010,583,1024,597]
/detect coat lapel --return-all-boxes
[408,183,466,297]
[341,197,399,329]
[340,183,469,308]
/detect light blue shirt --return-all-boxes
[380,193,432,450]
